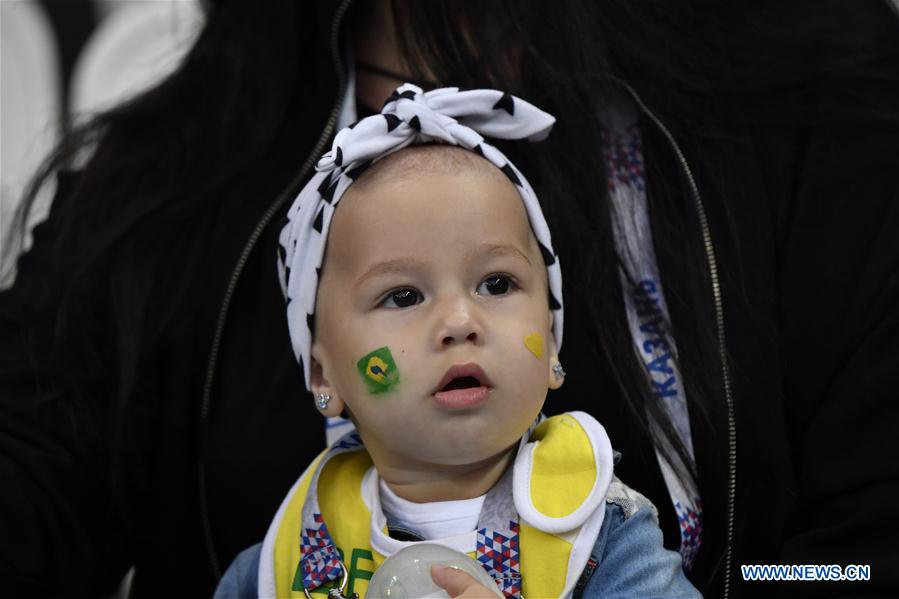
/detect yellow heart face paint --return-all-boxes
[356,346,400,393]
[523,332,544,359]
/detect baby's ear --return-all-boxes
[310,349,345,417]
[547,342,564,390]
[547,313,564,390]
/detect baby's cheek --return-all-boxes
[507,327,552,391]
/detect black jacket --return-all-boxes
[2,4,898,598]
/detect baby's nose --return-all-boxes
[437,303,484,347]
[442,328,479,346]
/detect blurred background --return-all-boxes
[1,0,204,282]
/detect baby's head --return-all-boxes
[311,145,562,469]
[278,85,563,477]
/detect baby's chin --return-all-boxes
[386,429,524,469]
[361,399,544,468]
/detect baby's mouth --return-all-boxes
[432,363,492,409]
[433,363,491,394]
[440,376,482,392]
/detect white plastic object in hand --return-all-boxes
[366,543,503,598]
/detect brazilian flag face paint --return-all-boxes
[356,346,400,394]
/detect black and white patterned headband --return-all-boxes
[277,83,563,389]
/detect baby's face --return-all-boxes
[311,160,560,471]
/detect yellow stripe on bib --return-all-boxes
[529,414,596,518]
[520,523,571,598]
[318,451,380,597]
[274,450,328,599]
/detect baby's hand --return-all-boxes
[430,564,501,598]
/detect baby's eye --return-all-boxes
[476,274,514,296]
[381,288,422,309]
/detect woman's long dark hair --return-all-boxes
[390,0,727,487]
[5,0,898,503]
[391,0,899,488]
[2,0,320,487]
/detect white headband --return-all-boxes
[277,83,563,390]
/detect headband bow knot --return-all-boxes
[316,84,555,174]
[279,84,563,389]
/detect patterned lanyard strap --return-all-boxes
[601,101,703,570]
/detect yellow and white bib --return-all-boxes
[258,411,613,599]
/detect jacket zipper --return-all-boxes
[198,0,354,579]
[614,79,738,598]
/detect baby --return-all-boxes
[215,85,698,599]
